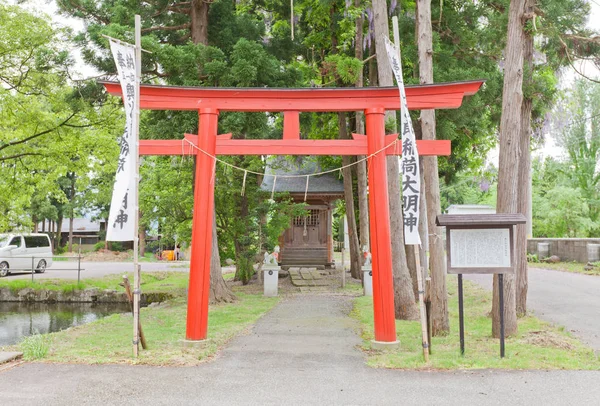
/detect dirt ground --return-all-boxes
[81,250,132,262]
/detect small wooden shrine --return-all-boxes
[261,157,344,268]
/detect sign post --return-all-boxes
[436,213,526,358]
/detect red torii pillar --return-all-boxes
[102,80,484,345]
[186,108,218,339]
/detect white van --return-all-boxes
[0,233,53,277]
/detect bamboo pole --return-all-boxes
[132,15,142,357]
[393,16,430,362]
[122,275,147,349]
[414,249,430,362]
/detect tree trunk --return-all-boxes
[190,0,210,46]
[368,40,378,87]
[372,0,418,320]
[417,0,449,335]
[339,113,362,279]
[210,210,236,303]
[493,0,526,338]
[354,0,370,256]
[68,216,74,253]
[55,216,63,254]
[104,217,109,250]
[516,0,535,317]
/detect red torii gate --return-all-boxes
[104,80,483,345]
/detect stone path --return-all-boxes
[0,295,599,405]
[288,267,330,292]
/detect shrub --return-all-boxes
[54,245,66,255]
[109,241,124,252]
[93,241,105,251]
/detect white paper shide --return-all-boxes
[450,229,511,268]
[384,37,421,245]
[107,40,137,241]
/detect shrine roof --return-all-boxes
[101,80,485,112]
[260,157,344,195]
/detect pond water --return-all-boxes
[0,302,131,346]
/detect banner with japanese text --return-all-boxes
[107,40,137,241]
[384,37,421,245]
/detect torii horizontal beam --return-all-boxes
[102,80,484,112]
[139,133,451,156]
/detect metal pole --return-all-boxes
[458,273,465,355]
[499,273,505,358]
[31,257,35,282]
[132,14,142,357]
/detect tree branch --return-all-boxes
[0,112,78,152]
[0,152,44,162]
[141,23,191,34]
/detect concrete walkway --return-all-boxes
[465,267,600,352]
[0,295,599,405]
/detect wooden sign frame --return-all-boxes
[436,213,526,358]
[445,225,515,274]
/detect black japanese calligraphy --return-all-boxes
[402,156,417,176]
[113,209,129,229]
[126,53,135,69]
[403,194,419,213]
[116,51,125,68]
[402,138,414,156]
[117,157,127,173]
[402,175,419,194]
[403,212,418,233]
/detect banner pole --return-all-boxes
[132,14,142,358]
[392,15,429,362]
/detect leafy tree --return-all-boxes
[553,80,600,234]
[0,3,121,234]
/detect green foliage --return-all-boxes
[527,253,539,263]
[93,241,105,252]
[20,333,53,360]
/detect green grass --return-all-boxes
[0,271,190,296]
[352,277,600,370]
[24,293,279,365]
[529,261,600,276]
[20,333,53,360]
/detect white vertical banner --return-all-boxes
[384,37,421,245]
[107,40,137,241]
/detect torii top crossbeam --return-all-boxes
[103,80,482,112]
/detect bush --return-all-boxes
[93,241,105,251]
[109,241,124,252]
[527,253,539,263]
[54,245,66,255]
